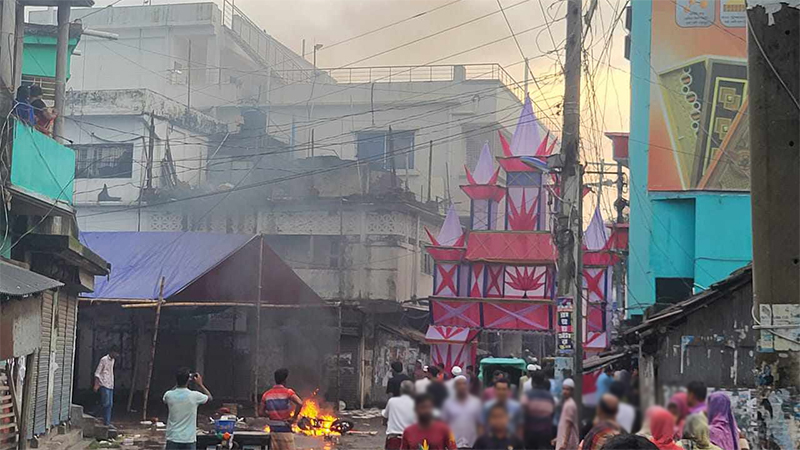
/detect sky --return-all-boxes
[87,0,631,218]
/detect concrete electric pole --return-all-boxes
[747,3,800,448]
[557,0,584,414]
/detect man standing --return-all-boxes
[483,378,522,435]
[473,403,524,450]
[259,368,303,450]
[522,371,556,450]
[445,366,462,397]
[415,366,431,394]
[595,366,614,399]
[426,367,449,410]
[93,347,119,426]
[382,381,416,450]
[387,362,411,398]
[163,369,212,450]
[609,381,636,433]
[580,394,622,450]
[441,377,482,449]
[686,381,708,414]
[555,379,579,450]
[400,394,457,450]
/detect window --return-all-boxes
[655,277,694,305]
[422,252,434,275]
[356,130,415,169]
[72,143,134,179]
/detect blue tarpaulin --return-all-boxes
[80,232,255,300]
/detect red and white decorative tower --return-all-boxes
[424,98,560,370]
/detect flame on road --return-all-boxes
[293,399,339,436]
[261,399,338,437]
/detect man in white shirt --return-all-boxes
[445,366,463,397]
[609,381,636,433]
[381,380,415,450]
[414,366,431,395]
[441,376,482,449]
[93,347,119,426]
[163,368,213,450]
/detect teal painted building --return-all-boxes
[626,0,753,316]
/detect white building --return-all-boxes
[33,2,552,306]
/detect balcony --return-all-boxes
[10,121,74,206]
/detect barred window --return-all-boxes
[72,143,134,179]
[356,130,415,169]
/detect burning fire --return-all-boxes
[293,399,339,436]
[261,399,339,437]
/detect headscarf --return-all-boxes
[647,406,683,450]
[707,392,740,450]
[669,392,690,439]
[683,413,723,450]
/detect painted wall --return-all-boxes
[11,121,75,205]
[626,1,752,315]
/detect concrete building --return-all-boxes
[30,1,323,109]
[625,0,752,315]
[259,64,541,217]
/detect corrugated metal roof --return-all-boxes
[624,264,752,336]
[0,259,62,297]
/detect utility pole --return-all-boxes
[747,5,800,447]
[557,0,583,415]
[186,39,192,114]
[612,161,626,338]
[145,115,156,191]
[0,0,16,114]
[53,4,71,143]
[523,57,529,96]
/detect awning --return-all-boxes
[79,232,255,301]
[0,259,63,297]
[425,325,478,344]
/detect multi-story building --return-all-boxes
[625,0,752,316]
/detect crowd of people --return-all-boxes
[382,362,749,450]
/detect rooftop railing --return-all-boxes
[274,63,526,100]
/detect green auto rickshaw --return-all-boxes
[478,357,528,387]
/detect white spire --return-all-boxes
[437,204,464,246]
[472,142,495,184]
[510,96,542,157]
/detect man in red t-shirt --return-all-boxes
[401,394,457,450]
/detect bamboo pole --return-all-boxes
[126,316,141,412]
[141,277,165,421]
[253,236,264,416]
[121,302,336,309]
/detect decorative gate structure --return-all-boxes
[424,98,626,369]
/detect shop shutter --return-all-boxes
[50,296,68,426]
[32,291,54,435]
[59,297,77,422]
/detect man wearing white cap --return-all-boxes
[556,379,579,450]
[415,366,431,395]
[441,376,482,449]
[446,366,463,397]
[520,364,541,397]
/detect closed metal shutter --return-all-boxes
[32,291,54,436]
[51,295,67,426]
[60,297,77,422]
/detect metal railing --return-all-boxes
[274,63,526,100]
[220,0,323,83]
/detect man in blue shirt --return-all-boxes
[482,378,522,435]
[163,368,213,450]
[595,366,614,400]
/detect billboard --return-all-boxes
[648,0,749,191]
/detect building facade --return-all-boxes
[626,0,752,315]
